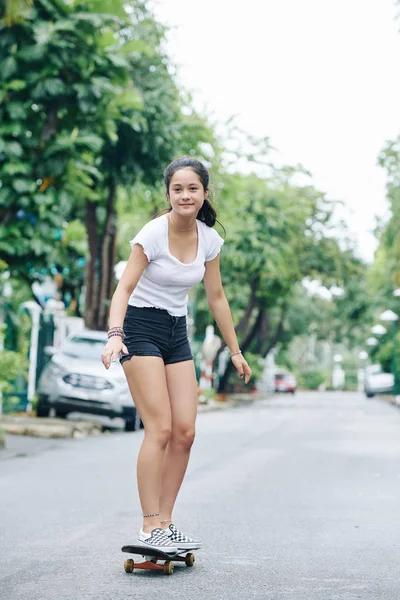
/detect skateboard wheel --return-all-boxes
[163,561,173,575]
[185,553,195,567]
[124,559,134,573]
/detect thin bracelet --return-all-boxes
[231,350,242,358]
[108,332,123,339]
[143,513,160,518]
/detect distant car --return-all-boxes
[36,330,141,431]
[275,372,297,394]
[364,364,394,398]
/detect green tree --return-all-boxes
[83,4,217,329]
[372,139,400,291]
[200,167,364,391]
[0,0,217,330]
[2,0,32,26]
[366,138,400,375]
[0,0,139,286]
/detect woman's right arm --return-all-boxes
[101,244,148,369]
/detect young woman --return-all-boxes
[101,156,252,553]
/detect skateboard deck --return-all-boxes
[122,544,196,575]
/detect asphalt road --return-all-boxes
[1,391,400,600]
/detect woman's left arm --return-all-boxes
[203,255,252,384]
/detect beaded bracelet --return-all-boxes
[230,350,242,358]
[108,332,124,339]
[108,327,123,333]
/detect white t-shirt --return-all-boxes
[128,214,224,316]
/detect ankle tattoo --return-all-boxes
[142,513,160,518]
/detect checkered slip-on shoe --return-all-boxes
[164,523,202,550]
[137,528,178,553]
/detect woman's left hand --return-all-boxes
[231,353,252,384]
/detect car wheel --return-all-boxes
[365,391,374,398]
[36,397,50,418]
[124,408,142,432]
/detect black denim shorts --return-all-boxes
[120,306,193,366]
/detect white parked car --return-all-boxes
[36,330,141,430]
[364,364,394,398]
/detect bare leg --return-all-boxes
[122,356,171,533]
[159,360,198,525]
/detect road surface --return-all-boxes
[1,391,400,599]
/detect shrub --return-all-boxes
[298,369,326,390]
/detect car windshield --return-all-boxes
[62,335,107,360]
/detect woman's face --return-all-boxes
[168,167,208,217]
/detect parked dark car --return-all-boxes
[36,330,141,431]
[275,372,297,394]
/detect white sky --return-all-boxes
[152,0,400,262]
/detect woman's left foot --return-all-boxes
[163,523,201,550]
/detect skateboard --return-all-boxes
[121,544,196,576]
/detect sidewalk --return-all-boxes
[377,393,400,408]
[0,414,103,439]
[197,391,261,413]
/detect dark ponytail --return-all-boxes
[196,198,217,227]
[163,156,222,229]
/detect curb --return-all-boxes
[197,392,265,413]
[0,392,267,442]
[197,399,236,413]
[0,415,102,440]
[377,394,400,408]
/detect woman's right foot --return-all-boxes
[137,528,179,553]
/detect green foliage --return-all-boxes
[0,0,135,277]
[297,370,326,391]
[1,0,373,391]
[365,136,400,374]
[373,331,400,375]
[0,327,29,394]
[219,169,347,301]
[214,169,358,343]
[1,0,217,328]
[375,138,400,292]
[343,370,359,392]
[241,352,264,382]
[2,0,33,26]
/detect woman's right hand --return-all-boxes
[101,336,128,369]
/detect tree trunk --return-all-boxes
[254,308,269,354]
[84,200,99,329]
[217,307,264,392]
[84,180,118,331]
[98,178,117,331]
[235,278,259,339]
[215,279,258,362]
[261,305,286,357]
